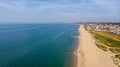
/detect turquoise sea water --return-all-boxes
[0,24,79,67]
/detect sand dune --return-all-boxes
[76,25,117,67]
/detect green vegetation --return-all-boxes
[90,31,120,66]
[95,43,108,51]
[91,31,120,50]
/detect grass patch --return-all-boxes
[95,43,108,51]
[109,48,120,54]
[96,32,120,41]
[91,31,120,54]
[91,31,120,48]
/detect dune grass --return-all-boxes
[91,31,120,49]
[95,43,108,51]
[90,31,120,66]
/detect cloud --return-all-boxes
[91,0,120,16]
[0,1,27,11]
[0,0,119,22]
[37,1,105,14]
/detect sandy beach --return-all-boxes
[76,25,117,67]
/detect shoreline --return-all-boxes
[76,25,117,67]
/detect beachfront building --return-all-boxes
[86,23,120,35]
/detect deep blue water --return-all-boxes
[0,24,79,67]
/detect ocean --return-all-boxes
[0,24,79,67]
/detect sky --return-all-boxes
[0,0,120,23]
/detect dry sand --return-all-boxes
[76,25,117,67]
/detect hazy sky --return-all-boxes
[0,0,120,23]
